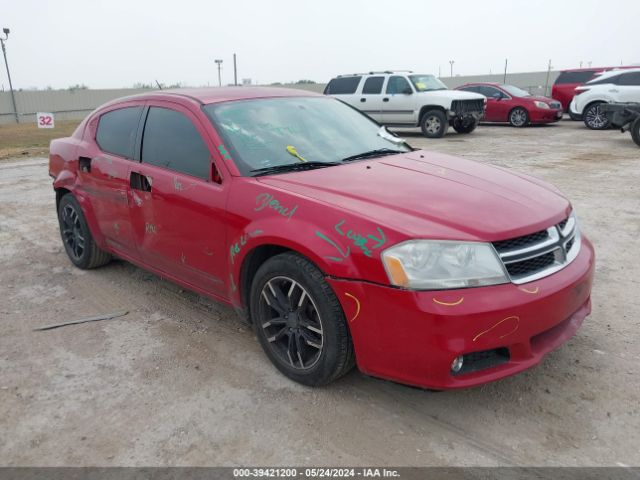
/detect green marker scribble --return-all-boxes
[315,231,350,262]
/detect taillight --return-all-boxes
[574,87,590,96]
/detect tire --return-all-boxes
[631,117,640,147]
[250,252,355,386]
[452,117,477,134]
[508,107,529,127]
[57,194,111,269]
[420,110,448,138]
[583,102,611,130]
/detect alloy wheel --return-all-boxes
[61,204,85,260]
[510,109,527,127]
[258,276,323,370]
[584,104,609,129]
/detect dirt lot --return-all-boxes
[1,120,639,467]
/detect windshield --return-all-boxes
[501,85,531,97]
[204,97,410,176]
[409,75,448,92]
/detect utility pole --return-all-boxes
[544,59,552,97]
[233,53,238,86]
[449,60,455,77]
[1,28,19,123]
[214,59,223,86]
[503,58,508,83]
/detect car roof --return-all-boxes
[459,82,502,87]
[100,87,321,109]
[335,71,414,77]
[560,66,638,73]
[588,67,640,82]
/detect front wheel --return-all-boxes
[631,117,640,147]
[420,110,449,138]
[57,194,111,269]
[509,107,529,127]
[583,103,610,130]
[250,252,355,386]
[452,117,477,134]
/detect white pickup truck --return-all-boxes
[324,71,486,138]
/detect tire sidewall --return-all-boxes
[57,194,94,269]
[631,117,640,147]
[249,253,350,386]
[421,110,448,138]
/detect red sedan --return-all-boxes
[456,83,563,127]
[49,87,594,390]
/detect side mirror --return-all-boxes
[492,92,502,100]
[402,87,413,95]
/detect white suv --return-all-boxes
[570,68,640,129]
[324,71,486,138]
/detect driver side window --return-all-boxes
[386,76,412,95]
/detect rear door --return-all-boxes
[380,76,417,125]
[356,76,385,122]
[616,72,640,102]
[79,104,144,257]
[128,102,229,296]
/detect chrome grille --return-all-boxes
[492,215,581,284]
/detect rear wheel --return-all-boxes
[250,252,355,386]
[452,117,477,134]
[57,194,111,269]
[631,117,640,147]
[420,110,448,138]
[509,107,529,127]
[583,102,610,130]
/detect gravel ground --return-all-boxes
[0,119,638,467]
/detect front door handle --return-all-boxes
[360,98,366,102]
[79,156,92,173]
[383,98,389,102]
[609,89,619,93]
[130,171,152,192]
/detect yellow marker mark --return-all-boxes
[473,316,520,342]
[520,286,539,294]
[286,145,307,162]
[344,292,361,323]
[433,297,464,307]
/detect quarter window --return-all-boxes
[618,72,640,86]
[324,76,362,95]
[554,71,597,84]
[96,107,142,159]
[141,107,210,180]
[362,76,384,94]
[386,76,412,94]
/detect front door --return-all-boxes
[380,76,417,125]
[129,103,229,296]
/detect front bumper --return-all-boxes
[328,236,595,390]
[530,108,563,123]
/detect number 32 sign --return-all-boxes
[37,112,55,129]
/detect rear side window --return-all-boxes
[141,107,210,180]
[362,76,384,94]
[554,71,597,84]
[324,76,362,95]
[96,107,142,159]
[618,72,640,86]
[588,74,621,85]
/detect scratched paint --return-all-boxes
[173,177,183,191]
[316,220,386,261]
[344,292,361,322]
[230,274,237,292]
[519,286,540,294]
[180,252,186,264]
[113,222,120,235]
[145,223,157,234]
[229,229,264,264]
[433,297,464,306]
[472,316,520,342]
[254,193,298,220]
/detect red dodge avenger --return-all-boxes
[49,87,594,390]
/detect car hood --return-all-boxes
[416,89,485,102]
[257,151,570,242]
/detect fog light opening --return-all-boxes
[451,356,464,374]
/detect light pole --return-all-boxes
[1,28,19,123]
[214,59,223,86]
[449,60,455,77]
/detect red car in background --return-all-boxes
[48,87,594,390]
[553,67,638,120]
[456,83,562,127]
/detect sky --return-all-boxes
[1,0,639,90]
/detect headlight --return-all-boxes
[534,101,550,109]
[381,240,509,290]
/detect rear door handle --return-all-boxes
[609,89,619,93]
[130,171,152,192]
[383,98,389,102]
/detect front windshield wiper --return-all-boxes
[250,161,341,177]
[340,148,406,163]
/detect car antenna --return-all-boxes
[155,80,163,90]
